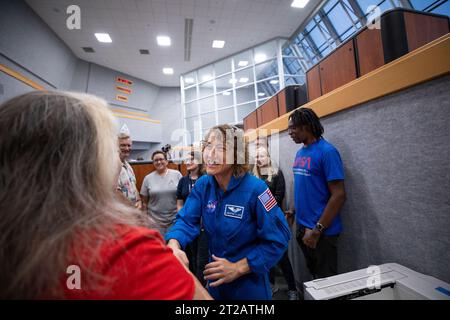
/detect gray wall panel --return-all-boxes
[148,87,183,156]
[0,0,77,89]
[272,74,450,286]
[86,63,159,112]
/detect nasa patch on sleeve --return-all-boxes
[224,204,245,219]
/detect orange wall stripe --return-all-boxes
[113,113,161,124]
[111,108,150,118]
[0,64,45,90]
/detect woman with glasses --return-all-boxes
[140,151,182,236]
[165,124,291,300]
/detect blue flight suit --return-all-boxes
[165,172,291,300]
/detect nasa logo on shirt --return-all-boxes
[224,204,244,219]
[206,200,218,213]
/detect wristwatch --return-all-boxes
[314,222,325,233]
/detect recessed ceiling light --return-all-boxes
[258,92,266,97]
[270,80,279,84]
[94,33,112,43]
[162,67,174,75]
[185,77,195,84]
[157,36,171,46]
[229,78,238,84]
[238,60,249,67]
[223,91,231,96]
[254,53,267,63]
[212,40,225,48]
[239,77,249,83]
[291,0,310,8]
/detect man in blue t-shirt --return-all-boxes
[286,108,346,279]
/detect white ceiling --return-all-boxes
[26,0,321,87]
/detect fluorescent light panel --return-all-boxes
[239,77,249,83]
[212,40,225,48]
[95,33,112,43]
[157,36,171,46]
[291,0,310,8]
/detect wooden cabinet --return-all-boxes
[356,28,384,76]
[404,11,450,52]
[319,40,357,95]
[243,85,308,131]
[381,9,450,63]
[243,110,258,131]
[257,95,278,126]
[306,65,321,101]
[305,9,449,101]
[306,41,358,100]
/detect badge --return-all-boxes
[224,204,244,219]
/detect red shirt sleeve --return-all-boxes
[65,226,195,300]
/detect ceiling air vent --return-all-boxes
[139,49,150,55]
[184,18,193,61]
[82,47,95,53]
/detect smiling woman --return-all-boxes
[165,124,291,300]
[140,150,183,236]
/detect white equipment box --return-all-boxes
[304,263,450,300]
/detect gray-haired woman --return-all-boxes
[0,91,211,300]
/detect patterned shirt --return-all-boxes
[117,161,140,205]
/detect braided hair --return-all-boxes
[289,108,324,139]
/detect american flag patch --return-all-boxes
[258,188,277,212]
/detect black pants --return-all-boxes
[269,250,297,291]
[185,229,209,286]
[296,225,339,279]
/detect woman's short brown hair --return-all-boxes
[203,124,249,177]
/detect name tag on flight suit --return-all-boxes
[224,204,244,219]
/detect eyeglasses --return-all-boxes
[153,158,166,163]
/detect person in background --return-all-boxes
[140,151,182,236]
[117,133,142,209]
[253,146,299,300]
[0,91,211,300]
[287,108,346,279]
[165,124,291,300]
[176,150,208,286]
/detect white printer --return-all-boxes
[303,263,450,300]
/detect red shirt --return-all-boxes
[63,226,195,300]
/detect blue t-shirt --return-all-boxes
[293,138,344,236]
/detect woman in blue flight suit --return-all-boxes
[165,125,291,300]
